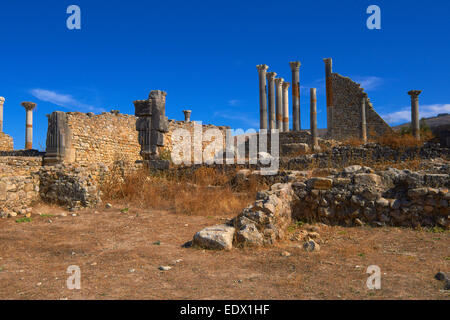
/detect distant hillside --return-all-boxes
[393,113,450,130]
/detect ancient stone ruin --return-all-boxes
[0,58,448,252]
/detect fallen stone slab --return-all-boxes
[193,224,235,250]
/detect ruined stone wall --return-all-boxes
[0,132,13,151]
[63,112,141,166]
[46,111,230,166]
[330,73,391,140]
[0,156,43,216]
[163,120,230,163]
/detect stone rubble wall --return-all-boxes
[0,156,43,216]
[38,164,103,209]
[293,165,449,229]
[283,143,450,170]
[192,164,449,250]
[0,132,13,151]
[330,73,391,140]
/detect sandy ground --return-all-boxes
[0,204,448,300]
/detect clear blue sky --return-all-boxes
[1,0,449,150]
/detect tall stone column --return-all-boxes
[310,88,319,151]
[21,102,37,150]
[266,72,277,130]
[282,82,290,132]
[257,65,269,129]
[0,97,4,133]
[360,93,367,144]
[275,78,284,130]
[408,90,422,140]
[324,58,333,137]
[183,110,192,122]
[290,61,301,131]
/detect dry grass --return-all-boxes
[342,137,364,147]
[374,130,434,150]
[100,166,267,216]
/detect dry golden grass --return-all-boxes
[101,166,267,216]
[342,137,364,147]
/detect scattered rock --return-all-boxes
[303,240,320,252]
[158,266,172,271]
[105,203,112,209]
[281,251,291,257]
[193,224,235,250]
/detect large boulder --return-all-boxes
[193,224,235,250]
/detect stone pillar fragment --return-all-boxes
[21,102,36,150]
[360,93,367,144]
[275,78,284,130]
[266,72,277,130]
[183,110,192,123]
[0,97,4,133]
[44,111,74,164]
[408,90,422,140]
[290,61,301,131]
[310,88,319,151]
[134,90,170,170]
[323,58,333,137]
[257,65,269,129]
[282,82,290,132]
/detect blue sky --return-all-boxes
[1,0,449,150]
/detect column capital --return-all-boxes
[266,72,277,81]
[275,78,284,86]
[361,92,368,99]
[282,82,290,89]
[323,58,332,64]
[408,90,422,97]
[0,96,5,103]
[256,64,269,72]
[21,102,37,111]
[289,61,301,71]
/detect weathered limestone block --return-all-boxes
[236,223,264,246]
[193,224,235,250]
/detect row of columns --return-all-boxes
[257,62,301,132]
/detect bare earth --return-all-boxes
[0,204,448,300]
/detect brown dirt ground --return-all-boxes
[0,203,448,300]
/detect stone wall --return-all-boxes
[45,111,141,166]
[0,156,43,216]
[45,111,230,166]
[330,73,391,140]
[293,166,449,229]
[0,132,13,151]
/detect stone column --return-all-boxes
[310,88,319,151]
[0,96,4,132]
[183,110,192,122]
[257,65,269,129]
[360,93,367,144]
[408,90,422,140]
[21,102,37,150]
[275,78,284,130]
[266,72,277,130]
[324,58,333,137]
[282,82,290,132]
[290,61,301,131]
